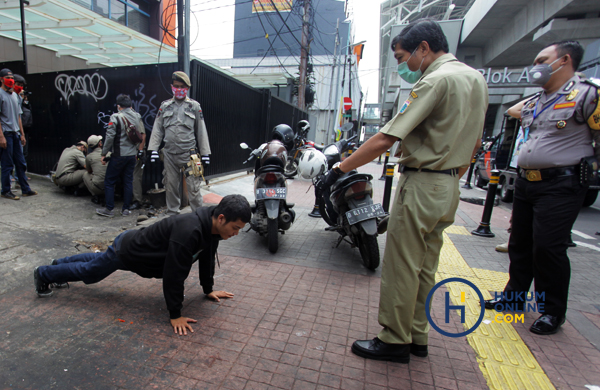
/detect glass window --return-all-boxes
[111,0,125,25]
[126,8,150,35]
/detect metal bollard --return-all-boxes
[382,163,395,212]
[377,153,383,165]
[471,169,500,237]
[462,156,477,189]
[379,150,391,180]
[308,185,321,218]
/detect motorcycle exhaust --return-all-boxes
[279,211,292,224]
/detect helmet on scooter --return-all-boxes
[296,120,310,137]
[272,124,294,151]
[297,149,327,180]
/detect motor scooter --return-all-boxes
[240,140,296,253]
[315,136,386,270]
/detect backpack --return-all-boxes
[119,114,143,145]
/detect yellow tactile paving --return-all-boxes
[437,230,556,390]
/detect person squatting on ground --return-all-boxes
[34,194,251,335]
[0,68,37,200]
[83,135,107,204]
[318,19,488,363]
[148,71,211,215]
[96,94,144,218]
[484,41,600,335]
[53,141,88,194]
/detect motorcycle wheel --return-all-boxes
[356,232,380,270]
[267,218,279,253]
[284,158,298,178]
[318,194,336,226]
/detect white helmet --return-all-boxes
[297,149,327,180]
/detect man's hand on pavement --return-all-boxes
[170,317,197,336]
[207,290,234,302]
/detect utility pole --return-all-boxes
[297,0,310,110]
[325,19,339,144]
[177,0,190,75]
[20,0,29,74]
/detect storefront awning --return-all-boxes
[0,0,178,67]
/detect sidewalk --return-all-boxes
[1,162,599,389]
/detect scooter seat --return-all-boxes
[330,171,373,192]
[257,165,284,175]
[314,144,325,151]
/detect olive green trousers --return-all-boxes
[377,170,460,345]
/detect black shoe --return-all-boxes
[530,314,565,335]
[483,296,524,311]
[91,195,101,204]
[377,216,389,235]
[50,259,58,265]
[33,267,53,297]
[22,190,38,197]
[129,201,141,210]
[351,338,410,363]
[1,191,20,200]
[410,343,428,357]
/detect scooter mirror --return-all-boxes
[240,143,249,149]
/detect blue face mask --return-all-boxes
[397,48,424,84]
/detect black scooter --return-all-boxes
[315,136,386,270]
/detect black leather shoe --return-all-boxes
[530,314,565,335]
[351,338,410,363]
[483,296,524,311]
[410,343,428,357]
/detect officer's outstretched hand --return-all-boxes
[149,150,160,163]
[201,155,210,165]
[170,317,197,336]
[317,169,340,192]
[137,149,146,161]
[207,290,234,302]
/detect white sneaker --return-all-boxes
[495,242,509,253]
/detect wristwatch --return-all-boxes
[332,162,345,175]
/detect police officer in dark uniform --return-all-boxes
[485,41,600,335]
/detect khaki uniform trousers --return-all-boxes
[378,170,460,345]
[82,172,105,196]
[133,158,143,203]
[56,170,86,188]
[163,151,202,214]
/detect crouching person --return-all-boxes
[83,135,107,204]
[33,194,251,335]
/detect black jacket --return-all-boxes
[118,206,220,319]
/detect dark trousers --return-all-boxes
[38,233,128,284]
[0,132,31,194]
[505,176,587,317]
[104,155,136,211]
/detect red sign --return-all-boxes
[343,97,352,111]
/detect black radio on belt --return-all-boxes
[579,157,599,185]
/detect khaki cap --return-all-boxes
[172,71,191,87]
[76,141,88,149]
[87,135,102,148]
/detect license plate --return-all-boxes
[346,203,386,225]
[256,187,287,200]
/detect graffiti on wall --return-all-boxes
[55,73,109,107]
[96,83,158,131]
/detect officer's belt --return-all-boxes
[400,166,459,176]
[55,171,69,180]
[518,166,577,182]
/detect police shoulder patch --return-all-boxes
[588,87,600,131]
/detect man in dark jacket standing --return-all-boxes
[33,194,251,336]
[96,94,144,217]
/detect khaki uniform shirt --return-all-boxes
[85,147,107,189]
[518,75,600,169]
[380,53,489,170]
[56,146,86,177]
[148,97,211,155]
